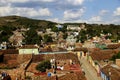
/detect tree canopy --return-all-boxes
[24,29,42,45]
[36,60,51,72]
[43,34,53,43]
[111,52,120,61]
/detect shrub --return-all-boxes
[36,60,51,72]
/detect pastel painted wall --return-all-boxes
[76,51,86,58]
[89,56,101,75]
[19,49,39,54]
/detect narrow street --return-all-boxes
[79,58,102,80]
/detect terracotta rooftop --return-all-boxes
[0,54,33,69]
[69,64,81,72]
[28,53,79,63]
[113,49,120,54]
[59,40,66,43]
[32,54,44,63]
[0,60,18,69]
[90,50,116,61]
[58,47,67,51]
[73,47,88,53]
[35,72,86,80]
[26,63,38,73]
[0,52,3,55]
[58,72,86,80]
[107,43,120,49]
[0,54,19,68]
[0,49,18,54]
[44,53,79,64]
[75,43,83,48]
[40,47,52,52]
[19,45,39,49]
[101,64,120,80]
[35,75,57,80]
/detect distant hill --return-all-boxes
[0,16,57,43]
[0,15,57,30]
[0,15,120,43]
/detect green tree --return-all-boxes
[51,25,67,33]
[51,26,58,32]
[43,34,53,43]
[63,33,68,39]
[77,29,87,43]
[36,60,51,72]
[0,26,14,42]
[0,30,13,42]
[24,29,42,44]
[111,52,120,61]
[59,25,67,33]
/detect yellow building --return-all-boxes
[18,45,39,54]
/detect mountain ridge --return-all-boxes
[0,15,57,29]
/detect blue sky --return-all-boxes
[0,0,120,24]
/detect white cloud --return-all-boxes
[63,19,88,23]
[112,19,120,24]
[0,0,55,4]
[99,10,108,15]
[0,6,52,17]
[114,7,120,16]
[0,0,29,3]
[0,0,11,6]
[87,0,94,1]
[37,8,52,16]
[89,16,102,22]
[40,0,55,2]
[47,18,60,23]
[67,0,84,5]
[64,8,85,20]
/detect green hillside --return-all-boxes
[0,15,120,44]
[0,15,56,30]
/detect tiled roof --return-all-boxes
[32,54,44,62]
[44,53,79,64]
[107,43,120,49]
[73,48,88,52]
[113,49,120,54]
[7,60,19,68]
[19,45,39,49]
[58,47,67,51]
[26,63,38,73]
[0,52,3,55]
[90,50,116,61]
[0,49,18,54]
[75,43,82,48]
[58,72,86,80]
[69,64,82,72]
[101,65,120,80]
[35,72,87,80]
[0,60,18,69]
[3,54,18,62]
[40,47,52,52]
[0,54,19,68]
[36,76,57,80]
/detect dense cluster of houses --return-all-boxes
[0,41,120,80]
[0,24,120,80]
[0,50,86,80]
[76,43,120,80]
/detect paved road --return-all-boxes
[79,58,102,80]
